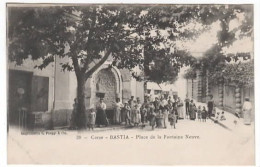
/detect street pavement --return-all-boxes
[8,102,255,165]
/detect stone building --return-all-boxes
[186,65,254,119]
[145,82,177,100]
[8,56,144,129]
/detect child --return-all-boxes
[133,104,141,127]
[214,112,220,123]
[168,111,176,129]
[148,102,156,130]
[190,104,197,121]
[141,105,148,125]
[220,111,226,121]
[124,102,132,126]
[197,106,202,122]
[201,106,207,122]
[88,108,96,130]
[136,109,141,127]
[155,109,164,128]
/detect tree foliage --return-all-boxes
[183,67,197,80]
[208,60,254,87]
[198,5,253,71]
[8,4,253,128]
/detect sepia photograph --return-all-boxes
[6,3,256,165]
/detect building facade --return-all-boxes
[8,57,144,129]
[186,75,254,119]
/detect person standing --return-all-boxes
[168,96,174,103]
[161,95,168,108]
[128,96,134,105]
[141,105,148,125]
[136,97,142,112]
[168,110,176,129]
[141,99,149,124]
[160,96,169,128]
[114,98,123,125]
[207,95,214,118]
[69,98,78,129]
[149,103,156,130]
[197,106,202,122]
[123,101,132,126]
[128,96,135,123]
[153,97,161,113]
[88,107,96,130]
[184,95,190,119]
[166,100,175,128]
[96,98,108,127]
[133,104,141,126]
[189,100,196,120]
[177,97,184,119]
[201,106,207,122]
[162,106,169,129]
[242,97,252,125]
[172,99,179,123]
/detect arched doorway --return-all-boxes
[85,64,122,123]
[94,69,117,110]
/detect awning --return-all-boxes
[147,82,161,90]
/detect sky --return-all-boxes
[172,11,253,99]
[178,13,253,58]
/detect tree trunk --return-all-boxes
[75,75,87,129]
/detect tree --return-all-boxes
[138,5,253,83]
[8,5,202,128]
[199,5,253,70]
[8,5,147,129]
[9,4,252,129]
[183,5,253,85]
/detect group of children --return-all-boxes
[193,105,226,123]
[123,97,181,130]
[196,106,208,122]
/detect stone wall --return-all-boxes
[186,78,254,120]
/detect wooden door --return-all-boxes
[8,70,32,126]
[31,76,49,111]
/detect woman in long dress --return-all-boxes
[123,102,132,126]
[184,96,190,119]
[129,100,136,124]
[114,98,123,124]
[189,101,196,120]
[148,102,156,130]
[242,97,252,125]
[177,98,185,119]
[96,98,108,127]
[207,95,214,118]
[133,104,141,126]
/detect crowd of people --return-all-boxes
[91,95,186,130]
[86,94,220,130]
[70,94,252,130]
